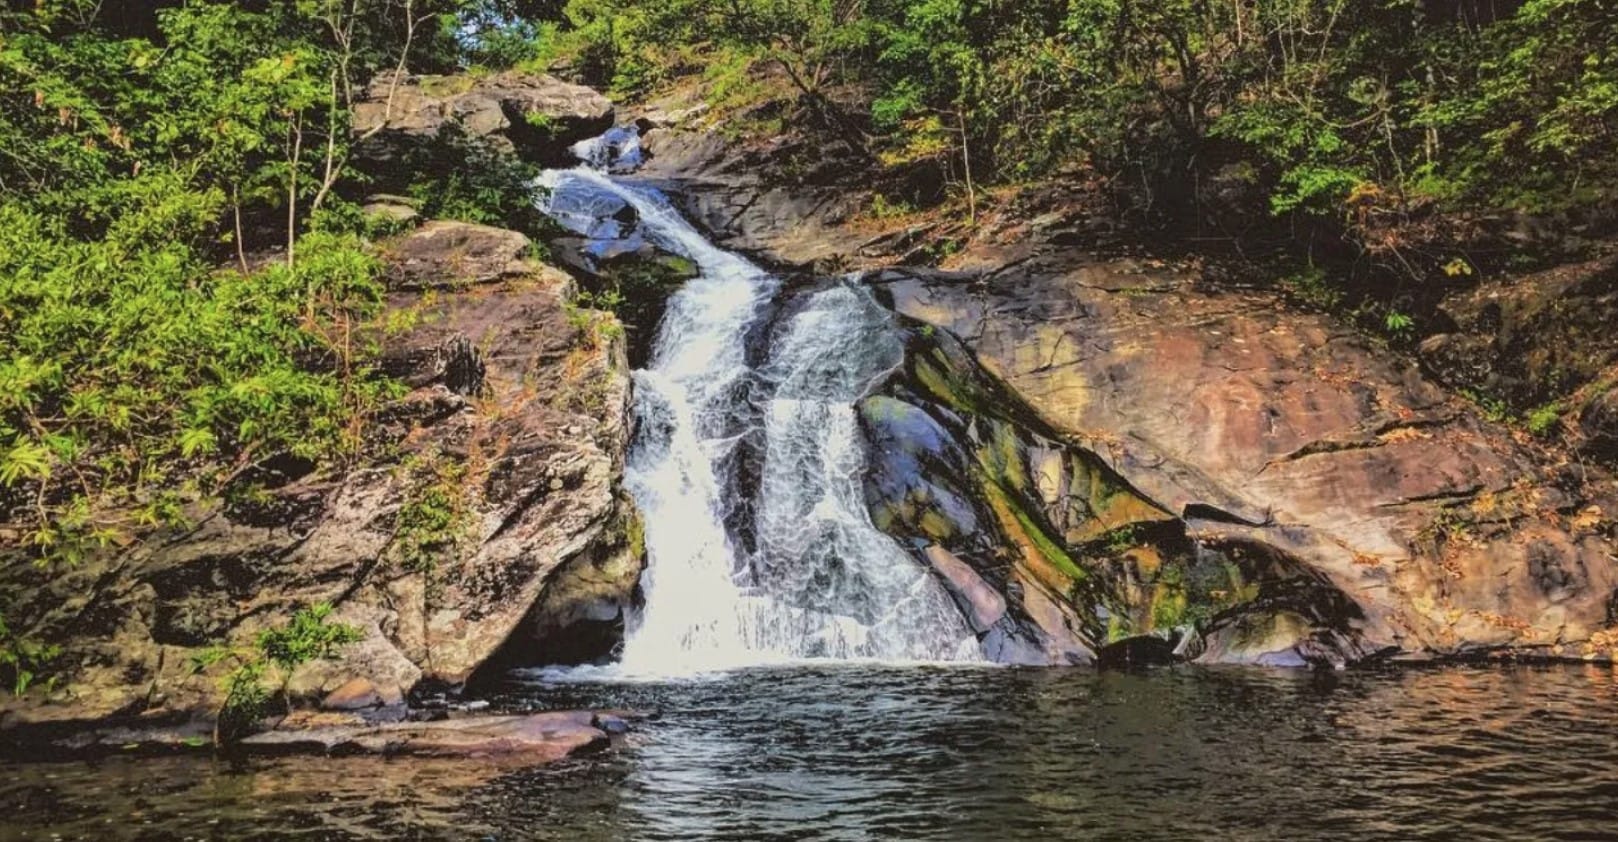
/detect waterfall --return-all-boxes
[538,130,980,674]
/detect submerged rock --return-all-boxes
[0,709,629,762]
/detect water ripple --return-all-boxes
[7,665,1618,840]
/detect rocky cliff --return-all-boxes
[0,73,639,732]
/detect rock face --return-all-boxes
[353,70,614,167]
[640,126,1618,666]
[637,127,870,269]
[1417,254,1618,468]
[867,261,1618,664]
[0,220,641,725]
[1418,255,1618,409]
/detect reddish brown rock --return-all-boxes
[242,711,612,760]
[321,678,402,712]
[877,257,1618,660]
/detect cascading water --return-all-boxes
[538,129,980,674]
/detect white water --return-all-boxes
[538,133,980,676]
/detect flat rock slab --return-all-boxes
[383,219,535,289]
[242,711,618,760]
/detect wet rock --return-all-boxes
[923,545,1006,633]
[592,713,631,735]
[0,712,215,758]
[1096,634,1180,669]
[1197,611,1318,668]
[637,128,869,268]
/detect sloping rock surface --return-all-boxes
[873,261,1617,662]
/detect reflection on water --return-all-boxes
[6,664,1618,840]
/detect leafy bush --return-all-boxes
[0,615,60,696]
[0,2,427,564]
[393,449,475,580]
[0,209,394,563]
[191,602,361,742]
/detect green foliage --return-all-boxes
[551,0,1618,287]
[867,193,915,219]
[576,253,694,343]
[1526,402,1564,437]
[1101,524,1144,556]
[1280,265,1344,312]
[0,2,424,564]
[190,602,360,741]
[0,209,392,563]
[256,603,363,670]
[0,614,61,696]
[402,130,552,236]
[215,657,272,740]
[393,450,475,579]
[1384,310,1416,337]
[1462,388,1513,424]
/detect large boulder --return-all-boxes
[868,259,1618,663]
[0,220,641,726]
[353,70,614,167]
[382,219,537,290]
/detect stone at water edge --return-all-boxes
[923,544,1007,633]
[241,711,623,759]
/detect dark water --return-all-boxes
[6,664,1618,840]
